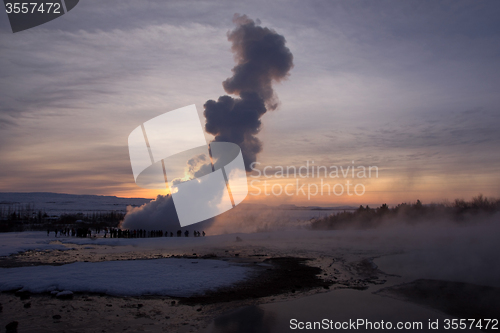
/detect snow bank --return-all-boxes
[0,232,71,256]
[0,258,251,297]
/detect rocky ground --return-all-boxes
[0,235,393,333]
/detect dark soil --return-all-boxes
[181,257,333,305]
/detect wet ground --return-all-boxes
[1,226,498,332]
[0,235,395,332]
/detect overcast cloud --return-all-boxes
[0,0,499,203]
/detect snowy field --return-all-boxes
[0,222,499,333]
[0,232,73,256]
[2,220,500,289]
[0,258,251,297]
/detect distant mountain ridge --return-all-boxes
[0,192,152,215]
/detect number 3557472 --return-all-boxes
[5,2,61,14]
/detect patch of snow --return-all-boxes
[0,232,72,256]
[56,290,73,296]
[0,258,251,297]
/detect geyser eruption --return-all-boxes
[122,15,293,231]
[204,14,294,171]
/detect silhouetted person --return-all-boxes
[184,230,189,237]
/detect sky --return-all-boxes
[0,0,499,206]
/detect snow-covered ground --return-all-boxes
[0,232,73,256]
[0,258,251,297]
[1,217,499,298]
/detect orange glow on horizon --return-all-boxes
[110,171,499,207]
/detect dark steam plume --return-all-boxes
[204,14,294,171]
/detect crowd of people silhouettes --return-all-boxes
[47,227,206,238]
[104,228,205,238]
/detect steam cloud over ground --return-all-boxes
[121,195,180,231]
[122,14,293,231]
